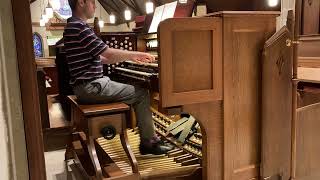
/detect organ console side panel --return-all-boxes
[261,27,292,180]
[158,18,223,108]
[182,102,223,180]
[158,12,280,180]
[221,12,279,180]
[158,18,223,180]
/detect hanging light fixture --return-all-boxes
[40,19,46,27]
[99,6,104,28]
[42,12,49,23]
[267,0,279,7]
[39,0,46,26]
[146,1,154,14]
[46,1,53,18]
[179,0,188,3]
[109,14,116,24]
[99,20,104,28]
[124,9,131,21]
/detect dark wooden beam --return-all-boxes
[117,0,142,15]
[120,0,138,11]
[131,0,143,15]
[128,0,137,7]
[98,0,111,14]
[151,0,161,7]
[99,0,126,24]
[11,0,46,180]
[30,0,37,4]
[110,0,123,11]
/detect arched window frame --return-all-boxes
[33,32,44,58]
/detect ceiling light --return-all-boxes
[46,3,53,18]
[124,9,131,20]
[40,19,46,27]
[146,1,154,14]
[268,0,279,7]
[179,0,187,3]
[110,14,116,24]
[99,20,104,28]
[42,14,49,23]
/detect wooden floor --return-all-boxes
[45,149,86,180]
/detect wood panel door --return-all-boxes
[158,17,222,107]
[302,0,320,35]
[261,26,293,180]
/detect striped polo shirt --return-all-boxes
[63,16,107,85]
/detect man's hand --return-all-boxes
[100,48,156,64]
[131,52,156,63]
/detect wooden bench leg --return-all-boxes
[87,136,105,180]
[65,133,74,161]
[120,112,139,174]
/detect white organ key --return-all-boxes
[115,67,155,77]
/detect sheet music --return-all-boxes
[148,5,165,33]
[161,1,177,21]
[148,1,178,33]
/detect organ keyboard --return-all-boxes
[101,33,159,90]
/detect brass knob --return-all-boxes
[286,39,300,47]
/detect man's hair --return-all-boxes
[68,0,78,11]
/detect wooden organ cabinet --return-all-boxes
[66,11,313,180]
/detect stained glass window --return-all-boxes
[33,33,44,58]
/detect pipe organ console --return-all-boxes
[63,11,303,180]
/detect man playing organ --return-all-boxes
[63,0,172,155]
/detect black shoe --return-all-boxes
[139,141,173,155]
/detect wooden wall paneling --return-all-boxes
[261,27,292,180]
[44,67,59,95]
[298,36,320,57]
[11,0,46,179]
[159,17,222,108]
[37,69,50,129]
[302,0,320,35]
[222,12,278,180]
[296,103,320,179]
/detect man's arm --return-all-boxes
[99,48,155,64]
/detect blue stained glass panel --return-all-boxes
[33,33,43,58]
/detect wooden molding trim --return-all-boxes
[298,57,320,68]
[11,0,46,179]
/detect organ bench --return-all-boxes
[67,95,139,180]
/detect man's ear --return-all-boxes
[78,0,85,7]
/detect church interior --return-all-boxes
[1,0,320,180]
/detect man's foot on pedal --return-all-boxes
[139,141,173,155]
[139,136,174,155]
